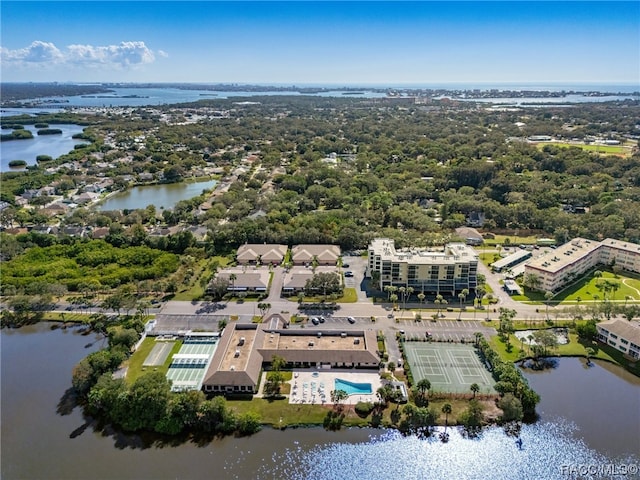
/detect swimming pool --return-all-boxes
[334,378,373,396]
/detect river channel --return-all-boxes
[97,179,217,211]
[1,324,638,479]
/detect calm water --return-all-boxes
[97,179,217,211]
[0,124,88,171]
[1,325,638,480]
[17,87,388,108]
[522,357,640,458]
[11,85,637,110]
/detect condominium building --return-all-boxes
[367,238,478,295]
[524,238,640,292]
[596,318,640,360]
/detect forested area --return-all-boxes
[1,96,639,298]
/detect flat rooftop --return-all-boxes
[526,238,600,273]
[263,332,367,351]
[219,329,257,371]
[369,238,477,264]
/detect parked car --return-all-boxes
[344,271,354,277]
[425,331,432,338]
[347,316,356,324]
[311,317,320,325]
[319,316,325,323]
[342,263,350,268]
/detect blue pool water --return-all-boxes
[334,378,373,395]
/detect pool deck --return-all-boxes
[287,369,383,405]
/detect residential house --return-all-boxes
[236,244,287,265]
[291,244,341,266]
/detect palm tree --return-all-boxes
[470,383,480,398]
[404,286,414,311]
[458,288,469,319]
[544,291,554,320]
[229,273,237,293]
[417,292,426,316]
[390,294,398,309]
[398,287,406,311]
[585,347,595,366]
[416,378,431,398]
[442,403,452,428]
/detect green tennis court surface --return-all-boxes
[404,342,495,394]
[166,336,219,392]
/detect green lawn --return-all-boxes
[228,394,488,428]
[554,270,640,303]
[535,142,632,157]
[125,337,183,384]
[490,329,633,373]
[295,287,358,303]
[481,235,538,246]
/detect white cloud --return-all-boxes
[1,41,64,64]
[1,40,161,69]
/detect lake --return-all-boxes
[2,324,638,480]
[0,124,88,171]
[97,179,217,211]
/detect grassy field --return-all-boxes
[294,287,358,304]
[481,235,538,246]
[554,270,640,303]
[535,141,632,157]
[125,336,183,384]
[228,394,494,427]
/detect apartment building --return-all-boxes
[524,238,640,292]
[596,318,640,360]
[367,238,478,295]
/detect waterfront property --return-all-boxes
[202,319,380,395]
[403,342,495,394]
[596,318,640,360]
[165,334,220,392]
[288,370,383,405]
[525,237,640,293]
[367,238,478,295]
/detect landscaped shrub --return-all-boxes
[354,401,375,417]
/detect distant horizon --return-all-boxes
[2,2,638,85]
[3,81,638,90]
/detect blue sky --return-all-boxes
[1,1,639,85]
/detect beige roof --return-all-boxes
[283,271,313,289]
[217,270,269,290]
[291,244,341,264]
[236,244,287,263]
[598,318,640,346]
[203,324,263,387]
[258,330,379,365]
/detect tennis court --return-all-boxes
[166,336,219,392]
[404,342,495,394]
[143,341,175,367]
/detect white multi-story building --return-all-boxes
[525,238,640,292]
[367,238,478,295]
[596,318,640,360]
